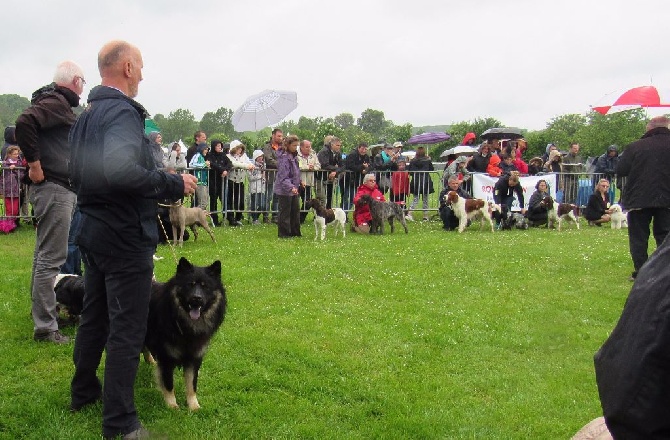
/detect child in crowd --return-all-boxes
[391,159,411,220]
[189,144,210,211]
[2,146,25,220]
[248,150,266,225]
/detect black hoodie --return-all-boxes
[15,83,80,189]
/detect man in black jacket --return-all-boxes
[15,60,85,344]
[316,136,342,209]
[342,142,370,214]
[616,116,670,280]
[69,40,197,439]
[207,140,232,226]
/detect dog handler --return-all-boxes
[69,40,197,439]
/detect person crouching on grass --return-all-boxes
[274,135,302,238]
[351,173,386,234]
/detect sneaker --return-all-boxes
[422,217,430,222]
[404,215,414,221]
[34,330,70,344]
[234,221,244,226]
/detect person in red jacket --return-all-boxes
[352,173,385,233]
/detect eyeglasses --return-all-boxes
[76,76,86,86]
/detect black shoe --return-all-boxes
[104,425,159,440]
[70,393,102,413]
[33,330,70,344]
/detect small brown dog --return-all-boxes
[169,202,216,246]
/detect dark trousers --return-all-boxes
[627,208,670,275]
[226,181,244,224]
[209,179,225,225]
[439,206,460,230]
[324,183,335,209]
[71,247,153,438]
[277,194,301,237]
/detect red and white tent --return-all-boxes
[592,86,670,115]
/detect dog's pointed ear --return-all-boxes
[177,257,193,273]
[208,261,222,277]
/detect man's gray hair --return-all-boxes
[646,116,670,132]
[363,173,376,183]
[53,61,83,85]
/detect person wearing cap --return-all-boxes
[297,139,320,223]
[206,140,232,226]
[542,143,557,163]
[373,143,399,195]
[188,142,210,211]
[352,173,385,234]
[248,149,266,224]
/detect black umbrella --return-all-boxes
[480,127,523,140]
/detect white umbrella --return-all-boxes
[232,89,298,132]
[439,145,478,159]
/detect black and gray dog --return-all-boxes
[500,211,530,230]
[144,257,227,411]
[357,194,409,234]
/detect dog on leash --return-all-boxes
[169,201,216,246]
[144,257,227,411]
[540,195,579,231]
[357,194,408,234]
[445,191,495,233]
[609,203,628,229]
[304,198,346,240]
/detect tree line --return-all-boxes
[0,93,652,160]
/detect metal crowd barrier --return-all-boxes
[0,165,626,226]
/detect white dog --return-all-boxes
[610,203,628,229]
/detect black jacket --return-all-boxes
[408,156,434,195]
[616,127,670,209]
[493,176,524,208]
[594,145,619,178]
[70,85,184,255]
[583,192,609,221]
[343,149,370,188]
[15,83,80,189]
[316,145,342,182]
[594,235,670,439]
[467,153,490,173]
[207,148,232,195]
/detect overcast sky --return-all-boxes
[2,0,668,131]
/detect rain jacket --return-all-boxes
[594,235,670,439]
[594,145,619,179]
[460,132,476,145]
[487,154,502,177]
[15,83,80,189]
[352,183,385,226]
[274,149,300,196]
[617,127,670,209]
[69,85,184,255]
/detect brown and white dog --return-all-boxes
[445,191,496,233]
[540,195,579,231]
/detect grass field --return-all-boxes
[0,218,636,439]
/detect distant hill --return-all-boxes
[412,125,451,134]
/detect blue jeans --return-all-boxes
[71,247,153,438]
[30,182,76,333]
[61,207,82,275]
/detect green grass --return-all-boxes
[0,219,637,439]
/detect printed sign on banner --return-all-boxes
[471,173,557,211]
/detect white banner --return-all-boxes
[471,173,557,211]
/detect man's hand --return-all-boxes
[28,160,45,184]
[181,174,198,196]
